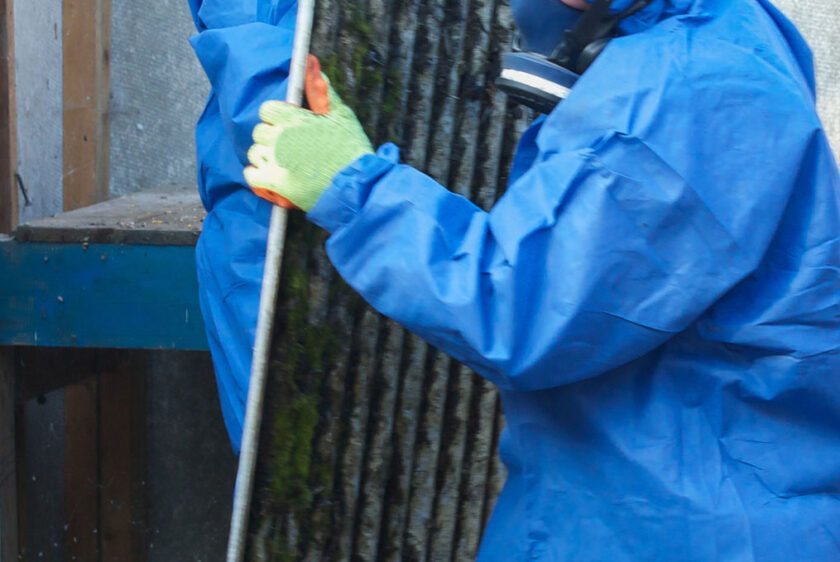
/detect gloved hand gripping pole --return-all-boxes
[226,1,316,560]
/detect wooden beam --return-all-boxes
[64,352,149,562]
[65,375,100,561]
[0,347,21,561]
[99,351,146,562]
[0,241,208,350]
[62,0,111,211]
[0,0,17,232]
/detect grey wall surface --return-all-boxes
[21,390,65,562]
[109,0,208,197]
[145,351,236,562]
[13,0,62,223]
[774,0,840,157]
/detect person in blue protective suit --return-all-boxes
[192,0,840,558]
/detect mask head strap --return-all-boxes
[551,0,654,70]
[550,0,616,68]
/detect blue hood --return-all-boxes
[511,0,689,56]
[613,0,816,93]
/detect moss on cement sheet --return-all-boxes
[251,0,534,559]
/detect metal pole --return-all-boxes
[226,2,316,560]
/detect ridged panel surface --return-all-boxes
[252,0,532,559]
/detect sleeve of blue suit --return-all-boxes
[308,141,746,391]
[307,27,810,392]
[188,0,298,453]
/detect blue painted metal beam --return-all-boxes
[0,241,208,350]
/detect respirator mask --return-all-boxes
[497,0,654,113]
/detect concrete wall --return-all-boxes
[774,0,840,157]
[144,351,236,562]
[109,0,208,197]
[13,0,62,223]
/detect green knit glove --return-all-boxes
[244,77,374,212]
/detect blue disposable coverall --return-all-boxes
[189,0,840,559]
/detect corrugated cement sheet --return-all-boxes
[252,0,523,559]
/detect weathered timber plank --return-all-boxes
[14,185,204,246]
[361,0,396,140]
[483,401,506,532]
[0,0,16,233]
[63,0,111,210]
[99,351,146,562]
[64,375,100,561]
[428,365,474,562]
[382,0,420,146]
[301,246,354,562]
[403,351,449,561]
[454,376,500,561]
[424,0,471,190]
[0,241,207,350]
[335,308,378,560]
[0,347,21,562]
[404,0,445,170]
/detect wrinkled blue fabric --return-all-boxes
[189,0,298,452]
[309,0,840,560]
[192,0,840,558]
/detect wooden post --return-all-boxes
[0,0,17,233]
[62,0,111,211]
[61,2,115,557]
[99,351,146,562]
[64,375,101,561]
[0,348,21,561]
[64,351,148,562]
